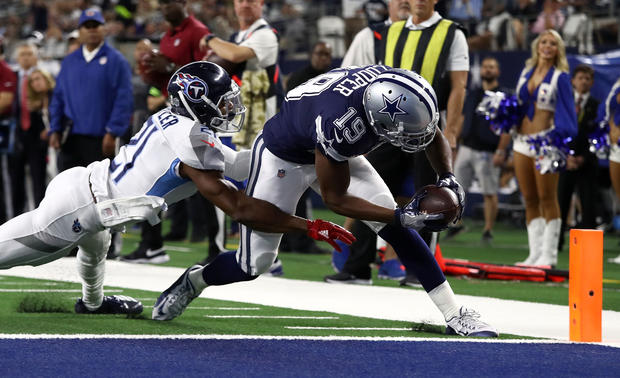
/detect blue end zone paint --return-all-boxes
[0,339,617,377]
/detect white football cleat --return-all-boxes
[608,254,620,264]
[446,306,499,337]
[152,265,202,321]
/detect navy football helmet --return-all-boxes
[167,61,246,133]
[363,68,439,153]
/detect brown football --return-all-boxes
[137,49,172,90]
[415,185,460,229]
[206,52,242,75]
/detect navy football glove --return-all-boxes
[394,190,444,231]
[436,172,465,222]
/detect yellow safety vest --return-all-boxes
[373,19,461,110]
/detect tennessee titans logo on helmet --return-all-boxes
[174,73,209,103]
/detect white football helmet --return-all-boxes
[363,68,439,153]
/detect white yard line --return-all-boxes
[3,258,620,343]
[192,307,261,310]
[0,282,63,286]
[285,326,412,331]
[0,289,123,293]
[204,315,338,319]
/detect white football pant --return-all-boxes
[237,134,396,275]
[0,167,107,269]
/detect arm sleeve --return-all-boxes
[49,68,65,134]
[552,72,578,139]
[341,28,375,68]
[105,56,134,136]
[186,125,225,171]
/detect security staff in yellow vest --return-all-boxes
[375,0,468,149]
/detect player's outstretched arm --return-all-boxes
[181,163,354,248]
[315,149,395,224]
[424,126,453,176]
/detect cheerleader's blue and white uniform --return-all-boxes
[513,66,578,158]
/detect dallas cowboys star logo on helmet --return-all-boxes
[378,94,407,122]
[174,73,209,103]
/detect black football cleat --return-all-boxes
[75,295,143,315]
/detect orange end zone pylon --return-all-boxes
[569,229,603,342]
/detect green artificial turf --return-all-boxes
[0,276,528,338]
[117,210,620,311]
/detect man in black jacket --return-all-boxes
[557,64,600,251]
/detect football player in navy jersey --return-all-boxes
[0,62,352,315]
[154,65,498,337]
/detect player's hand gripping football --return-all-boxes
[436,172,465,222]
[395,190,444,231]
[306,220,356,252]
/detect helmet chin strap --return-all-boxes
[179,93,201,123]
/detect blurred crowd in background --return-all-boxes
[1,0,619,69]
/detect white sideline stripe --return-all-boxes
[0,334,618,347]
[204,315,338,319]
[0,289,123,293]
[285,326,412,331]
[163,245,192,252]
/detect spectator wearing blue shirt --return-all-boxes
[49,8,133,170]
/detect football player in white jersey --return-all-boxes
[153,65,499,337]
[0,61,354,315]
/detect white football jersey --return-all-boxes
[89,108,225,206]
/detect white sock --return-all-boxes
[189,267,208,292]
[76,248,106,311]
[428,280,460,321]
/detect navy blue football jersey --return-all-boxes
[262,65,391,164]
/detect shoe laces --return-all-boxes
[454,308,485,331]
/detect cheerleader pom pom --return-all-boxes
[476,91,521,135]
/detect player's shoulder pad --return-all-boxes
[156,111,225,172]
[185,123,225,172]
